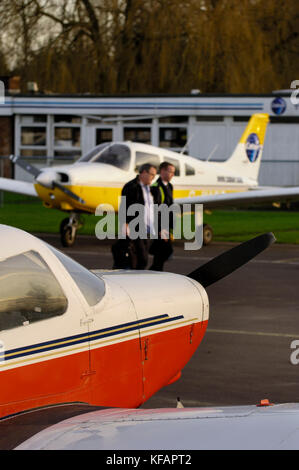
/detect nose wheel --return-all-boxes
[60,214,84,247]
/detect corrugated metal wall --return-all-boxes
[189,120,299,186]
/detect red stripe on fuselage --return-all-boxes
[0,320,208,418]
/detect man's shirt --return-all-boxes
[140,182,156,236]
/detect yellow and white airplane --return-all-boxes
[1,112,299,246]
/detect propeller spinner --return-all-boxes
[10,155,85,204]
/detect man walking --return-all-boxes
[117,163,160,269]
[149,161,175,271]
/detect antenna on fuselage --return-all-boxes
[205,144,219,161]
[180,132,195,155]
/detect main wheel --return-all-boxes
[60,218,77,247]
[203,223,213,246]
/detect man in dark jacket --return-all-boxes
[115,163,160,269]
[149,161,175,271]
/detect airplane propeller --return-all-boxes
[188,232,276,287]
[10,155,85,204]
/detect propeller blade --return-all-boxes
[53,181,85,204]
[10,155,41,178]
[188,232,276,288]
[11,156,85,204]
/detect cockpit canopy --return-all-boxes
[77,143,164,174]
[77,142,187,176]
[77,143,131,171]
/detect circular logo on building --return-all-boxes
[271,97,286,115]
[245,133,261,162]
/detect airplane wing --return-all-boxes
[174,186,299,209]
[13,403,299,450]
[0,177,38,198]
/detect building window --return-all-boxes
[21,127,46,146]
[96,128,113,145]
[54,150,81,160]
[196,116,224,122]
[53,115,82,160]
[21,115,47,123]
[18,116,48,160]
[54,115,81,124]
[54,127,80,147]
[17,114,83,162]
[159,116,188,123]
[124,118,152,124]
[0,250,68,331]
[20,149,47,157]
[124,127,151,144]
[159,127,187,149]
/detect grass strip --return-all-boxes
[1,193,299,243]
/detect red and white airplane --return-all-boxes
[1,224,297,450]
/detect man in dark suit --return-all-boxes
[116,163,160,269]
[149,161,175,271]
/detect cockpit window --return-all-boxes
[77,142,111,162]
[135,152,160,173]
[92,144,131,171]
[185,163,195,176]
[49,246,105,307]
[77,143,131,171]
[0,251,68,331]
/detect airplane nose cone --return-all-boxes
[36,170,59,188]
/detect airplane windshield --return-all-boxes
[48,245,105,307]
[77,143,111,162]
[92,144,131,171]
[77,143,131,171]
[0,250,68,331]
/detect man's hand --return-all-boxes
[160,229,169,241]
[121,223,130,237]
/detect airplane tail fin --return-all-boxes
[224,113,269,183]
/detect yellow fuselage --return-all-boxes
[34,183,244,214]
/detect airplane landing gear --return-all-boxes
[60,213,84,247]
[203,223,213,246]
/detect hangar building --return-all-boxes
[0,86,298,186]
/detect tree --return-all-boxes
[0,0,297,94]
